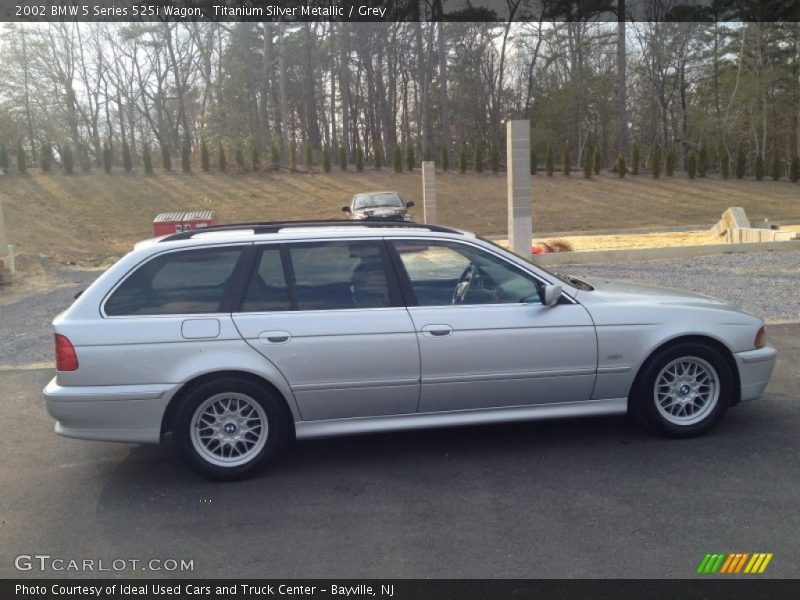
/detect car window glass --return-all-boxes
[354,193,403,209]
[240,247,292,312]
[105,247,241,316]
[392,240,541,306]
[289,241,390,310]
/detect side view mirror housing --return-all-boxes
[539,284,563,307]
[405,200,415,208]
[341,206,351,213]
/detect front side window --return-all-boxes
[391,240,541,306]
[105,247,242,316]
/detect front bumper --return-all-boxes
[735,345,778,402]
[43,378,178,443]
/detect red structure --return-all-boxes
[153,211,218,236]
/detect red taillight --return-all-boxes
[755,326,766,349]
[54,334,78,371]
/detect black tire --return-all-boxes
[630,342,734,438]
[173,378,289,480]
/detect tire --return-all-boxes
[173,378,289,480]
[630,342,734,438]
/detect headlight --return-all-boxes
[403,214,411,221]
[755,326,766,349]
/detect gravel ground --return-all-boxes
[0,250,797,368]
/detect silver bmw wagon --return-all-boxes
[44,221,777,479]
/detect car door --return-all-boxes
[388,238,597,413]
[232,240,421,421]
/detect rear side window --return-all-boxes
[240,247,292,312]
[105,247,242,316]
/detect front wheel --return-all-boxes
[630,343,734,438]
[173,378,289,480]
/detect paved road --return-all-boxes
[1,325,798,579]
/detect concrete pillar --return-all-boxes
[421,161,437,224]
[0,197,7,258]
[506,120,532,256]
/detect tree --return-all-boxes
[473,144,483,173]
[593,146,602,174]
[651,146,661,178]
[720,153,729,180]
[393,144,403,173]
[40,143,53,172]
[142,143,153,175]
[561,145,571,176]
[406,144,416,171]
[305,144,313,171]
[322,146,331,173]
[790,155,799,183]
[61,143,74,174]
[289,141,297,170]
[735,148,746,179]
[530,145,537,175]
[440,145,449,172]
[217,143,227,172]
[161,144,172,171]
[698,145,708,177]
[200,141,210,172]
[16,142,27,174]
[631,143,639,175]
[0,143,8,174]
[356,147,364,172]
[251,142,260,171]
[771,152,781,181]
[181,135,191,172]
[338,146,347,171]
[490,144,500,174]
[687,152,697,179]
[666,146,676,176]
[545,146,554,176]
[423,146,432,163]
[755,154,764,181]
[458,144,467,173]
[582,150,592,179]
[617,152,627,178]
[235,145,245,169]
[374,142,384,171]
[271,142,281,164]
[122,141,132,173]
[78,144,91,173]
[102,142,112,173]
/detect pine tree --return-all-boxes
[217,143,226,172]
[698,144,708,177]
[16,142,27,174]
[651,145,661,179]
[61,143,74,175]
[290,141,297,170]
[0,143,8,174]
[631,142,640,175]
[422,146,431,163]
[305,144,313,171]
[790,155,799,183]
[78,143,91,173]
[338,146,347,171]
[687,152,697,179]
[250,142,260,171]
[458,143,467,173]
[490,143,500,174]
[406,144,415,171]
[235,144,245,169]
[200,141,210,172]
[271,142,281,164]
[393,144,403,173]
[142,143,153,175]
[665,146,676,176]
[440,145,449,172]
[40,143,53,172]
[561,145,571,176]
[356,147,365,172]
[755,154,764,181]
[103,141,112,173]
[530,145,537,175]
[617,152,627,178]
[473,144,483,173]
[735,147,746,179]
[322,146,331,173]
[593,146,602,174]
[771,152,781,181]
[720,153,729,180]
[161,143,172,171]
[181,135,191,172]
[122,141,132,173]
[545,145,554,176]
[582,150,592,179]
[374,142,384,170]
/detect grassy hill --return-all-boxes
[1,167,798,268]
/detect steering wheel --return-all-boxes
[452,264,479,304]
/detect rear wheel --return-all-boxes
[173,378,288,480]
[631,343,733,437]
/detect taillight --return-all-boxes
[54,334,79,371]
[755,326,766,349]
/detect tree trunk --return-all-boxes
[616,0,629,153]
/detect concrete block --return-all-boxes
[421,161,437,225]
[506,120,532,257]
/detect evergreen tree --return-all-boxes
[393,144,403,173]
[356,147,365,172]
[561,145,571,176]
[631,142,640,175]
[103,141,112,173]
[790,155,799,183]
[473,144,483,173]
[40,142,53,172]
[490,143,500,174]
[78,143,91,173]
[771,152,781,181]
[61,143,74,175]
[290,141,297,170]
[406,144,416,171]
[530,145,537,175]
[250,142,260,171]
[122,141,132,173]
[200,141,210,172]
[235,144,245,169]
[305,143,313,170]
[735,147,746,179]
[440,145,449,172]
[16,142,27,174]
[161,143,172,171]
[181,135,191,172]
[374,142,384,170]
[582,150,592,179]
[617,152,627,178]
[271,142,280,164]
[651,145,661,178]
[142,143,153,175]
[458,143,467,173]
[593,146,601,174]
[698,144,708,177]
[322,146,331,173]
[687,152,697,179]
[720,153,729,180]
[665,146,676,176]
[0,143,8,174]
[755,154,764,181]
[422,146,431,163]
[545,145,554,176]
[338,146,347,171]
[217,142,226,172]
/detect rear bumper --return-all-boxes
[735,345,778,402]
[43,378,179,443]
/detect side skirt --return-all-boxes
[295,398,628,440]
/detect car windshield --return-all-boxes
[353,193,404,210]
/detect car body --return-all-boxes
[44,221,777,479]
[342,191,414,221]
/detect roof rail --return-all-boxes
[158,219,463,242]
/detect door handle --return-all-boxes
[421,324,453,337]
[258,331,291,344]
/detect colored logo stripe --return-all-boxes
[697,553,773,574]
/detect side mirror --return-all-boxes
[539,284,563,307]
[341,206,351,213]
[406,200,415,208]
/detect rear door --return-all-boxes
[232,240,421,421]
